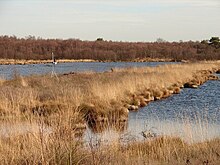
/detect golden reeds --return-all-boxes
[0,58,98,65]
[0,61,219,164]
[0,61,219,124]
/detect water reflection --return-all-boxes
[87,120,128,134]
[128,117,220,143]
[85,75,220,143]
[0,62,177,79]
[0,122,52,138]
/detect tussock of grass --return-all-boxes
[82,137,220,165]
[0,61,219,164]
[0,61,219,123]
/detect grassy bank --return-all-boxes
[0,131,219,164]
[0,58,98,65]
[0,58,180,65]
[0,61,220,164]
[0,61,219,127]
[81,136,220,165]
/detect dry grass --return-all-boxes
[0,58,98,65]
[0,61,219,123]
[0,58,181,65]
[83,136,220,165]
[0,61,219,164]
[0,116,219,164]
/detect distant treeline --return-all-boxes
[0,35,220,61]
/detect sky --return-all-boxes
[0,0,220,42]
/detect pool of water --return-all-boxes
[0,61,177,79]
[85,74,220,143]
[1,75,219,143]
[1,62,219,144]
[0,122,52,138]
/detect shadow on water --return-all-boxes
[0,62,219,144]
[0,75,219,144]
[87,121,128,134]
[0,62,177,140]
[85,75,220,144]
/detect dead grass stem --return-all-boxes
[0,61,219,164]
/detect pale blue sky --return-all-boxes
[0,0,220,41]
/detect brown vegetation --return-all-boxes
[0,58,97,65]
[80,137,220,165]
[0,130,220,164]
[0,61,219,164]
[0,61,219,127]
[0,36,220,62]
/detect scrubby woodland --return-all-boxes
[0,36,220,61]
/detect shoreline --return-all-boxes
[0,58,186,65]
[0,58,98,65]
[0,61,219,127]
[0,61,220,164]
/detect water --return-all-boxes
[85,75,220,143]
[0,62,176,79]
[0,61,176,138]
[0,122,52,138]
[1,62,219,143]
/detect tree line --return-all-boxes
[0,35,219,61]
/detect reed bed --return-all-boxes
[0,61,219,125]
[0,127,219,164]
[0,58,97,65]
[0,61,219,164]
[82,136,220,165]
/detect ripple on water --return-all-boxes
[128,76,220,143]
[0,62,178,79]
[85,76,220,143]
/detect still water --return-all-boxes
[0,62,219,143]
[0,62,176,79]
[85,74,220,143]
